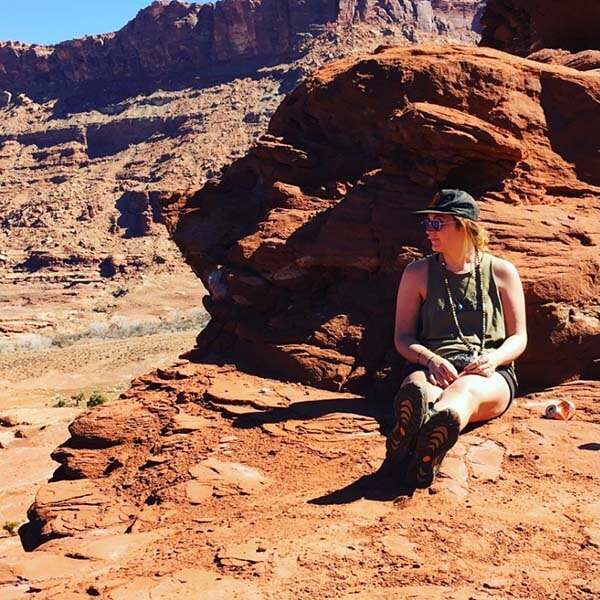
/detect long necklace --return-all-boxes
[451,269,473,312]
[440,253,486,357]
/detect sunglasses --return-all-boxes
[421,218,454,232]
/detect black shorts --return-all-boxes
[399,363,517,416]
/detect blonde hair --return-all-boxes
[455,217,489,253]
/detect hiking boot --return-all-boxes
[407,407,461,488]
[386,382,431,463]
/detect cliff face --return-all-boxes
[430,0,485,32]
[480,0,600,55]
[0,0,481,97]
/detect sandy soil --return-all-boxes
[0,330,198,409]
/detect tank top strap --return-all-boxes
[479,252,493,295]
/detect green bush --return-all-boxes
[87,391,107,408]
[2,521,19,536]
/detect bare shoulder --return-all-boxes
[402,256,429,282]
[490,255,521,286]
[399,256,429,300]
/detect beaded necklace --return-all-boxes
[440,252,486,357]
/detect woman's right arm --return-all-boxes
[394,260,458,388]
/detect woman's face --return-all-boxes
[423,213,465,253]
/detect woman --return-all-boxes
[387,189,527,488]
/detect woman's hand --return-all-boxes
[428,356,459,388]
[462,352,498,378]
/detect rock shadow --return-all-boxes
[579,442,600,451]
[539,72,600,186]
[233,395,392,437]
[48,55,301,118]
[309,459,417,505]
[115,190,164,238]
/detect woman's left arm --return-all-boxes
[463,257,527,375]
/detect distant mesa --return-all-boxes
[0,0,483,99]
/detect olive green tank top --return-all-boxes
[418,253,509,359]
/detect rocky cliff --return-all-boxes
[161,44,600,393]
[0,0,482,98]
[431,0,485,32]
[480,0,600,56]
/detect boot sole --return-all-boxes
[386,382,428,463]
[408,408,460,488]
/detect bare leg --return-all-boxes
[433,373,511,431]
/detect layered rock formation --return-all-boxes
[480,0,600,56]
[0,0,481,98]
[431,0,485,32]
[161,44,600,393]
[9,359,600,597]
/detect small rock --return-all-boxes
[14,429,27,439]
[0,415,17,427]
[172,413,212,434]
[219,435,238,444]
[483,577,508,590]
[583,526,600,548]
[216,541,270,567]
[0,90,11,107]
[15,92,33,106]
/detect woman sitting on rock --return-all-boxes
[388,189,527,488]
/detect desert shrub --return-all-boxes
[0,307,209,354]
[87,391,107,407]
[2,521,19,536]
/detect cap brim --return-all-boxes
[410,209,453,216]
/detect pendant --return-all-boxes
[456,303,463,311]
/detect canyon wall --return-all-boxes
[0,0,482,98]
[480,0,600,55]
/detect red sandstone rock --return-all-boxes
[28,479,134,542]
[162,45,600,392]
[0,0,481,97]
[20,360,600,597]
[528,49,600,72]
[480,0,600,56]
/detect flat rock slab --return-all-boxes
[0,550,95,585]
[171,413,215,433]
[187,457,269,502]
[379,532,420,561]
[265,412,379,442]
[205,369,363,414]
[58,530,164,562]
[216,541,270,567]
[108,569,266,599]
[466,439,505,481]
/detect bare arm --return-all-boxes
[394,260,430,365]
[395,259,459,387]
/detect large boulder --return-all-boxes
[161,44,600,392]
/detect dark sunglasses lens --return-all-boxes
[422,219,441,232]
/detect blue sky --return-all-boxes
[0,0,178,45]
